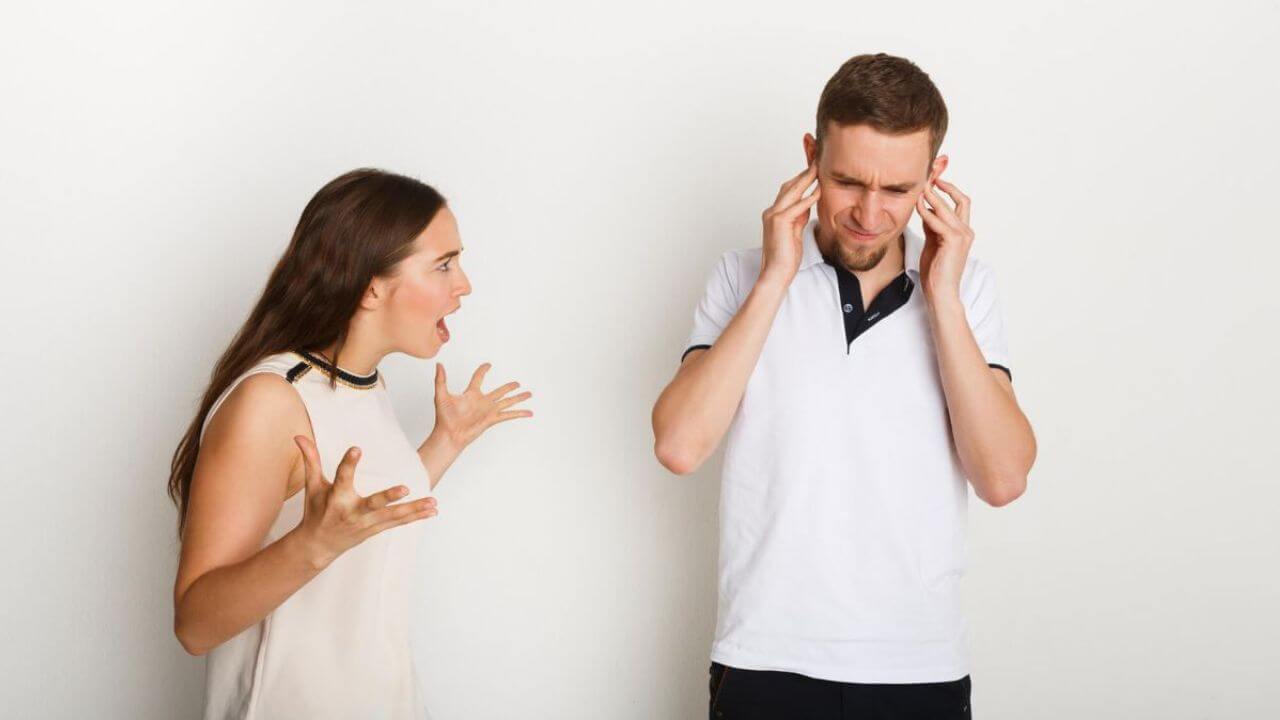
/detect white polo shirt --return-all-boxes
[685,218,1010,684]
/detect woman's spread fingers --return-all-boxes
[332,447,361,493]
[486,381,521,400]
[364,484,409,511]
[363,505,437,539]
[371,498,437,528]
[496,392,533,410]
[293,435,326,491]
[467,363,492,392]
[434,363,449,395]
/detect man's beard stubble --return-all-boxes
[818,225,896,273]
[835,240,892,272]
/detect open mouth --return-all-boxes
[436,305,460,344]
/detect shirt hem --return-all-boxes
[709,644,969,685]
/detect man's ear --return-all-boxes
[927,154,949,184]
[803,133,819,167]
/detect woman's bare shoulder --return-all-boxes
[200,372,311,458]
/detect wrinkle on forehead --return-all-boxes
[820,124,933,186]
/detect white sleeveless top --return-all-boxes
[198,351,432,720]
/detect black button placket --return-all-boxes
[831,260,864,352]
[859,271,914,338]
[824,257,915,353]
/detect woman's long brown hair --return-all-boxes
[168,168,446,535]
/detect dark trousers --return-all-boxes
[708,662,972,720]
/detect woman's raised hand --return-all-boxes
[291,435,437,568]
[431,363,533,450]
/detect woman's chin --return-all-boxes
[398,340,441,360]
[393,325,451,360]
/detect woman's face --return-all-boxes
[374,205,472,359]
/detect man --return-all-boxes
[652,53,1037,719]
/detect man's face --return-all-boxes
[805,123,944,272]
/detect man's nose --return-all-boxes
[854,191,882,230]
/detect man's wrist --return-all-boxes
[926,293,962,324]
[924,291,965,321]
[753,270,793,298]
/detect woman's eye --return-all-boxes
[437,259,453,271]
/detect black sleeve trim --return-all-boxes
[681,344,712,362]
[285,361,311,384]
[988,363,1012,381]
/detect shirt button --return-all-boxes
[843,303,854,313]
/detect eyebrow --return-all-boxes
[827,171,917,193]
[433,249,462,263]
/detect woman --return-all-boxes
[169,168,532,719]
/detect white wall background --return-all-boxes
[2,1,1277,718]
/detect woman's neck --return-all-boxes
[319,339,384,377]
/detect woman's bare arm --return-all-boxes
[172,374,436,655]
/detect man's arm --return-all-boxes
[929,299,1035,506]
[652,279,788,474]
[652,164,820,475]
[919,177,1037,506]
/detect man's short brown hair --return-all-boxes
[816,53,949,161]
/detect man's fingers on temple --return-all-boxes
[934,179,971,223]
[776,165,817,203]
[922,185,961,227]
